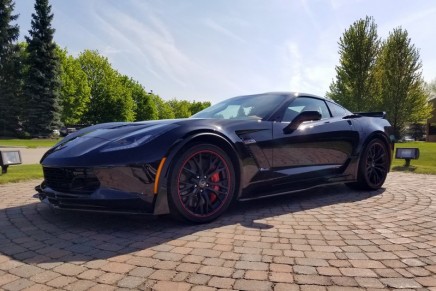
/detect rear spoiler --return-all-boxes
[346,112,387,119]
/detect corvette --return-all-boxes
[35,92,393,223]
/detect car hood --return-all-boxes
[41,118,266,165]
[61,119,179,142]
[41,120,181,162]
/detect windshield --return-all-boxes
[191,93,286,120]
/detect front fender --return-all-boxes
[153,132,242,215]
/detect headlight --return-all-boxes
[101,134,153,152]
[101,124,177,152]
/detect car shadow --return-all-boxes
[0,184,384,264]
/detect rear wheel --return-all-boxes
[347,138,389,190]
[168,144,235,223]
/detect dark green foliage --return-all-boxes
[328,17,432,139]
[374,28,432,138]
[408,123,425,141]
[327,16,380,112]
[135,92,158,121]
[190,101,211,115]
[23,0,62,136]
[0,0,22,136]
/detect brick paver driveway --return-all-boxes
[0,172,435,291]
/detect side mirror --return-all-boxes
[283,110,322,134]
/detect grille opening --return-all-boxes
[43,167,100,195]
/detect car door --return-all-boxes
[270,97,359,190]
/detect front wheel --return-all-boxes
[168,144,236,223]
[348,138,389,190]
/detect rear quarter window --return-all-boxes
[327,101,351,117]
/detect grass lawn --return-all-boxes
[0,138,60,148]
[391,142,436,174]
[0,164,43,184]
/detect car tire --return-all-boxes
[347,138,389,191]
[168,144,236,223]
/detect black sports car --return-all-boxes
[36,92,393,223]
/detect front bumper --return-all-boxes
[34,165,158,214]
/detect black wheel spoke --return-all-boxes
[182,166,197,177]
[179,181,195,188]
[364,142,388,188]
[212,193,224,203]
[193,155,203,177]
[206,155,220,175]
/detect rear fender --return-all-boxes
[354,131,392,177]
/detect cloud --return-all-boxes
[39,0,436,102]
[90,2,192,84]
[203,19,246,43]
[80,0,250,100]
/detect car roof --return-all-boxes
[247,92,325,99]
[242,92,332,103]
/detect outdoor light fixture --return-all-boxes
[395,148,420,167]
[0,150,22,174]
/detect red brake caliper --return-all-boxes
[209,172,219,203]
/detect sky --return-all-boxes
[14,0,436,103]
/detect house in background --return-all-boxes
[427,97,436,142]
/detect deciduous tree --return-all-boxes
[167,99,191,118]
[374,28,432,138]
[121,77,158,121]
[56,47,90,125]
[152,94,175,119]
[77,50,135,123]
[190,101,211,115]
[327,16,380,111]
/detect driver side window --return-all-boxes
[282,97,331,122]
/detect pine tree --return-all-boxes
[327,16,380,112]
[23,0,62,136]
[0,0,22,136]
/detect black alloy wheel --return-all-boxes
[349,138,389,190]
[169,144,235,223]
